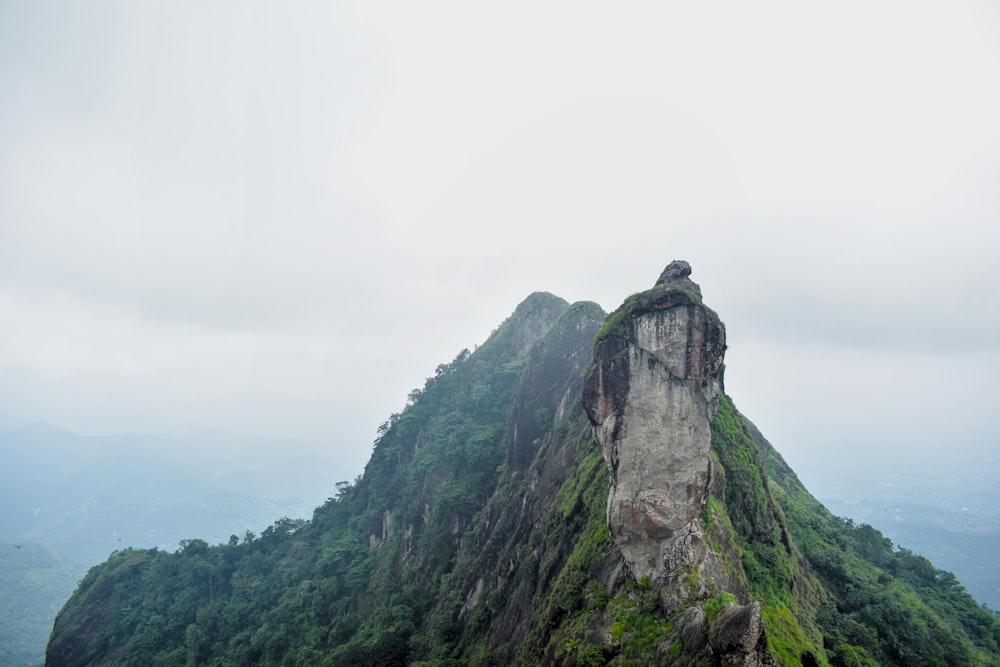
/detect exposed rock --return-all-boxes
[448,300,609,646]
[657,259,692,282]
[509,301,606,470]
[680,605,708,654]
[655,259,702,299]
[679,601,771,665]
[715,601,768,666]
[583,261,726,593]
[502,291,572,359]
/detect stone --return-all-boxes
[583,261,726,588]
[715,601,768,666]
[680,606,707,654]
[656,259,692,283]
[716,601,764,654]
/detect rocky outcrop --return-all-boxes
[715,601,768,665]
[583,260,726,589]
[500,291,573,360]
[581,261,776,664]
[679,600,771,666]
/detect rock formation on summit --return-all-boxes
[583,260,726,588]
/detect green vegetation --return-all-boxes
[710,394,827,664]
[607,578,674,662]
[48,299,547,666]
[741,405,1000,667]
[594,292,641,344]
[703,592,737,620]
[515,429,616,665]
[593,282,706,347]
[764,605,823,667]
[705,395,1000,665]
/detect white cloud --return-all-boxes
[0,1,998,478]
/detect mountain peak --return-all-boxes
[497,291,570,359]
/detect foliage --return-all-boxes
[710,396,809,610]
[48,298,544,666]
[48,293,611,667]
[607,578,674,662]
[594,292,641,344]
[764,605,823,667]
[522,437,614,663]
[710,395,829,665]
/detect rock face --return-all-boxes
[583,260,726,585]
[679,600,771,666]
[716,601,767,665]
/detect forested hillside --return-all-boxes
[47,271,1000,666]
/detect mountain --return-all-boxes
[45,263,1000,666]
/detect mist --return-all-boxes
[1,1,997,528]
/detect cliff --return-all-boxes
[581,261,778,664]
[583,259,726,588]
[46,263,1000,667]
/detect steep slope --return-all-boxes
[746,413,1000,665]
[45,291,576,666]
[46,263,1000,667]
[417,299,613,664]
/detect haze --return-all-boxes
[1,1,998,487]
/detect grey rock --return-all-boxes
[583,262,726,585]
[716,602,764,664]
[656,259,692,283]
[680,606,707,654]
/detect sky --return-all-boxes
[1,1,998,483]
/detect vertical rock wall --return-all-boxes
[583,261,726,585]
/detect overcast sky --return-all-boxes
[1,2,998,482]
